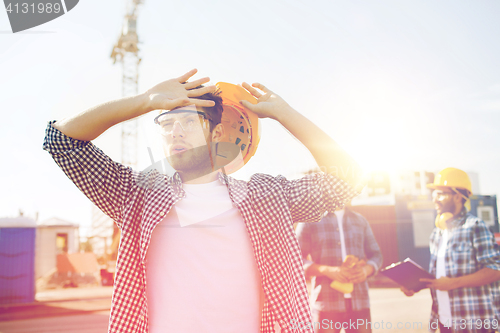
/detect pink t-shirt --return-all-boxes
[146,180,262,332]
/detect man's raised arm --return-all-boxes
[53,69,216,141]
[240,82,363,189]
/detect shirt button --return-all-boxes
[159,211,165,217]
[140,315,144,321]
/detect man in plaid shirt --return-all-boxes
[296,206,382,333]
[401,168,500,333]
[43,69,361,333]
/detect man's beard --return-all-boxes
[165,141,242,182]
[166,144,215,179]
[437,200,457,216]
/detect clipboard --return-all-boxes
[379,258,435,292]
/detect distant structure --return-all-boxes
[350,170,496,271]
[90,0,144,261]
[89,207,114,258]
[36,217,80,277]
[353,170,480,205]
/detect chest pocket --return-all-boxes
[316,227,341,267]
[349,229,363,252]
[343,221,363,258]
[450,242,473,265]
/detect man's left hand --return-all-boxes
[420,277,460,291]
[239,82,293,121]
[347,261,373,284]
[348,267,368,284]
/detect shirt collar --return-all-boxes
[448,208,468,229]
[168,170,245,198]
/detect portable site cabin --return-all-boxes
[0,217,37,305]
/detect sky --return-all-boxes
[1,0,500,237]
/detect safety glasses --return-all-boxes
[154,110,212,135]
[432,190,455,200]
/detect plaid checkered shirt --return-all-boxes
[428,209,500,333]
[43,121,358,333]
[295,208,382,312]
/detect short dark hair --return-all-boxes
[192,87,223,132]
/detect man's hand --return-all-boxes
[420,277,460,291]
[145,69,216,111]
[348,262,373,284]
[400,286,416,297]
[53,69,217,141]
[239,82,293,121]
[239,81,362,187]
[319,266,351,283]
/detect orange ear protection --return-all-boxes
[213,82,261,174]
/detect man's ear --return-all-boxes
[211,123,225,142]
[452,193,463,206]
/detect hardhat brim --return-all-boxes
[426,183,472,197]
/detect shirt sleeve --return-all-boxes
[473,219,500,271]
[282,172,359,224]
[295,223,314,272]
[43,121,137,229]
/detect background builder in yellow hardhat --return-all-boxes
[426,167,473,230]
[401,167,500,332]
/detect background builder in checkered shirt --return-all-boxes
[43,69,362,333]
[401,168,500,333]
[295,204,383,333]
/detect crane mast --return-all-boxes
[89,0,144,269]
[111,0,143,168]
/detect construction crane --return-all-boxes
[111,0,144,169]
[89,0,144,279]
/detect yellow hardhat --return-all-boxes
[426,167,472,196]
[212,82,261,174]
[428,168,473,227]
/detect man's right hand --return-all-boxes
[53,69,217,142]
[145,69,217,111]
[400,286,416,297]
